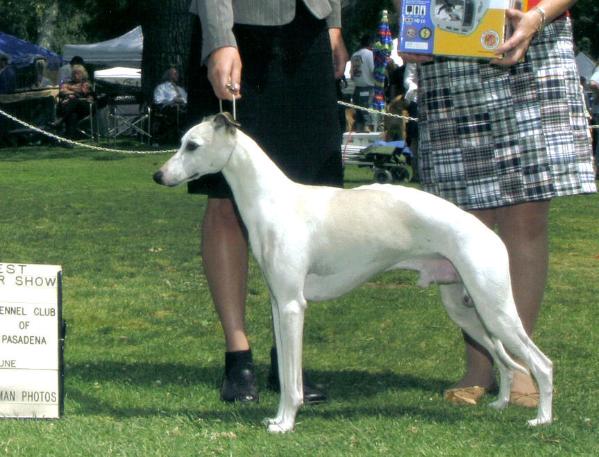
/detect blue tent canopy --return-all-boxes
[0,32,62,69]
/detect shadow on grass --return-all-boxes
[65,361,460,423]
[66,384,468,425]
[67,361,448,393]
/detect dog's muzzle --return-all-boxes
[152,170,165,185]
[153,170,201,186]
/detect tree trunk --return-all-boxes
[37,1,59,49]
[138,0,193,103]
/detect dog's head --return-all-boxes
[153,112,240,187]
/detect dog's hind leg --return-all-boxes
[498,332,553,426]
[444,283,553,425]
[487,345,514,411]
[525,343,553,426]
[266,292,306,433]
[482,326,553,425]
[439,284,514,409]
[450,242,553,425]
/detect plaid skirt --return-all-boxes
[417,17,596,210]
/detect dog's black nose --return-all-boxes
[152,170,164,185]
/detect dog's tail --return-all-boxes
[492,337,529,374]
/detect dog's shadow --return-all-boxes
[65,361,455,422]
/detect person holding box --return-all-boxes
[397,0,596,406]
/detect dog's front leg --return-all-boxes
[266,294,306,433]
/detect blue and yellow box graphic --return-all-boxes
[399,0,515,58]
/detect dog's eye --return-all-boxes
[185,141,200,152]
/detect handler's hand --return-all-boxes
[491,8,540,66]
[329,28,349,79]
[207,46,242,100]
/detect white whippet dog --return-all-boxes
[153,113,553,433]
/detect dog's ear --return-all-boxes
[213,112,241,132]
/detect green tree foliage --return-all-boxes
[571,0,599,58]
[0,1,49,45]
[0,0,138,53]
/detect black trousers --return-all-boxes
[58,97,91,138]
[186,2,343,197]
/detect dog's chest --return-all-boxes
[302,241,404,301]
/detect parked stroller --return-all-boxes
[344,139,413,184]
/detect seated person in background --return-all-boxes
[32,57,53,89]
[57,56,85,85]
[0,53,17,94]
[154,67,188,108]
[53,64,94,138]
[152,67,187,143]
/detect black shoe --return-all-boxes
[220,350,259,403]
[267,347,327,404]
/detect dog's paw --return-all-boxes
[267,423,293,433]
[265,417,294,433]
[527,416,552,427]
[263,417,278,426]
[488,398,508,410]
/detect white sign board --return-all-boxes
[0,263,63,418]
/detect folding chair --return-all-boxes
[107,94,151,143]
[77,99,97,141]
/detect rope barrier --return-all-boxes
[337,100,599,129]
[1,102,597,156]
[0,107,176,154]
[337,100,419,122]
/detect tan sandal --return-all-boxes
[444,386,487,406]
[510,369,540,408]
[509,391,539,408]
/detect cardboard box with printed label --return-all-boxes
[399,0,523,59]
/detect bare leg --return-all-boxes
[201,197,250,352]
[451,334,497,390]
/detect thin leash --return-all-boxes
[218,82,239,168]
[218,82,238,120]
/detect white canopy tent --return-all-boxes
[62,26,143,68]
[94,66,141,87]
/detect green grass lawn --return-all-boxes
[1,144,598,456]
